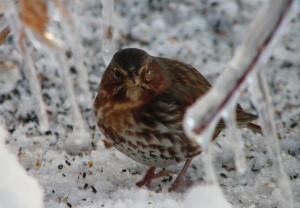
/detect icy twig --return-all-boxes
[26,30,88,151]
[0,26,9,45]
[53,0,93,108]
[1,1,22,43]
[55,51,88,148]
[3,1,89,150]
[2,1,49,131]
[0,3,6,11]
[0,7,10,46]
[183,0,299,148]
[20,0,60,50]
[248,71,293,207]
[202,144,218,185]
[22,43,49,132]
[222,107,247,174]
[0,9,11,49]
[21,0,89,151]
[101,0,115,66]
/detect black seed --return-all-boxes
[211,2,219,7]
[281,61,293,68]
[62,173,66,177]
[8,129,16,134]
[91,142,97,147]
[191,164,197,170]
[83,172,86,178]
[84,183,88,190]
[18,147,22,155]
[91,186,97,193]
[58,164,63,170]
[122,169,126,172]
[70,66,77,73]
[65,160,71,166]
[161,177,168,183]
[67,202,72,208]
[290,122,297,128]
[220,173,227,178]
[45,131,52,135]
[52,190,55,193]
[66,51,72,58]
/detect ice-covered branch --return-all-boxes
[53,0,93,108]
[183,0,298,207]
[101,0,115,66]
[2,0,89,151]
[2,1,49,131]
[248,70,293,207]
[0,26,9,45]
[222,108,247,174]
[183,0,299,148]
[54,51,89,152]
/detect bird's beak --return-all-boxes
[126,71,141,87]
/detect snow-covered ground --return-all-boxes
[0,0,300,207]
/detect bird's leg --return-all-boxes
[168,131,222,192]
[136,167,173,189]
[168,159,193,192]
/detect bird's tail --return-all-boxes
[246,123,282,139]
[246,123,262,135]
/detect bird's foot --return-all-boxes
[136,167,173,189]
[168,176,193,192]
[168,159,194,192]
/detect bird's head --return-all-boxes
[99,48,166,106]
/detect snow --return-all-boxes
[184,185,232,208]
[0,125,44,208]
[0,0,300,207]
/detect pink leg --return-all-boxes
[168,159,193,192]
[136,167,172,189]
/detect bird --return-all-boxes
[94,48,262,192]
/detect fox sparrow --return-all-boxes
[94,48,262,192]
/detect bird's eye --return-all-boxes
[146,68,151,75]
[113,68,121,78]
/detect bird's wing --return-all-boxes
[155,58,258,131]
[155,58,211,111]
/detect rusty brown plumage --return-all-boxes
[94,48,262,192]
